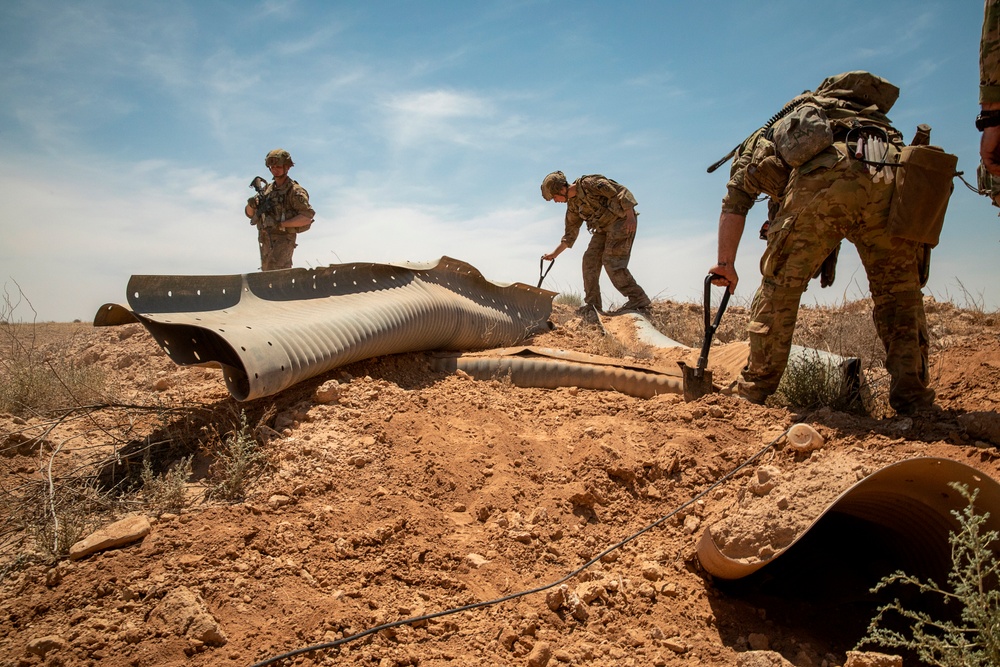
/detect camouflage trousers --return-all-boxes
[739,150,934,412]
[258,226,297,271]
[581,216,649,311]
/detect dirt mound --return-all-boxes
[1,300,998,667]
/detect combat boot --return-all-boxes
[611,296,651,315]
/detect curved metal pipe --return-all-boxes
[697,457,1000,580]
[94,257,554,401]
[432,346,683,399]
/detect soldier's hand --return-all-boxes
[708,264,738,294]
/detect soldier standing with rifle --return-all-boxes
[245,149,315,271]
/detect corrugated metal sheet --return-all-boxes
[94,257,554,401]
[432,346,683,399]
[697,456,1000,580]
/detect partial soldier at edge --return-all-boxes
[980,0,1000,176]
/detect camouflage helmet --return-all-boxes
[265,149,294,167]
[540,171,569,201]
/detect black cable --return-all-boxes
[249,426,791,667]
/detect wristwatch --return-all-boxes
[976,109,1000,131]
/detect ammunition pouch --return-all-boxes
[887,145,958,247]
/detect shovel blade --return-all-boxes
[678,361,714,402]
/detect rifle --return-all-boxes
[707,91,812,174]
[249,176,277,228]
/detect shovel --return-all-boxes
[678,274,730,401]
[537,257,555,289]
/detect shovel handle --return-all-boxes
[696,274,731,374]
[538,257,554,289]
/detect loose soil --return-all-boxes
[1,298,998,667]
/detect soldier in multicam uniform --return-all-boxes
[540,171,651,322]
[708,72,936,415]
[980,0,1000,175]
[245,149,315,271]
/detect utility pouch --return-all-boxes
[917,244,931,288]
[978,161,1000,210]
[887,145,958,247]
[813,243,840,288]
[745,137,791,199]
[773,105,834,167]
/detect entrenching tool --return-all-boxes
[537,257,555,288]
[678,274,731,401]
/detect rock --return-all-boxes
[69,515,151,560]
[663,636,688,654]
[750,466,780,496]
[526,641,552,667]
[844,650,903,667]
[528,506,548,524]
[567,483,606,508]
[640,561,663,581]
[149,586,227,646]
[958,411,1000,445]
[314,380,341,403]
[785,423,824,451]
[575,580,606,604]
[152,376,173,391]
[747,632,770,650]
[465,553,489,568]
[545,586,566,612]
[268,494,291,508]
[27,635,67,657]
[736,651,795,667]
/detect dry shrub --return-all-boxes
[208,410,270,502]
[10,477,118,565]
[0,290,108,416]
[0,333,108,416]
[857,483,1000,667]
[772,352,864,413]
[650,299,749,348]
[554,292,583,308]
[141,455,192,515]
[792,300,883,364]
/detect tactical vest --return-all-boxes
[575,175,637,231]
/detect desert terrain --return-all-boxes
[1,296,998,667]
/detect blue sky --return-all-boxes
[0,0,994,322]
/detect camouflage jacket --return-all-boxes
[721,129,767,217]
[561,175,638,247]
[249,178,315,230]
[983,0,1000,104]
